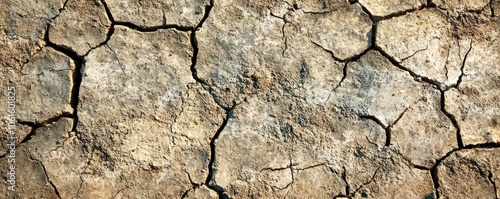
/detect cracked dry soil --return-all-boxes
[0,0,499,198]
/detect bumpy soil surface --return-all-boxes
[1,0,499,198]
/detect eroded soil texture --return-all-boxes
[1,0,499,198]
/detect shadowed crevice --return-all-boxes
[447,40,473,90]
[16,112,73,145]
[205,105,235,199]
[354,0,436,23]
[488,172,499,199]
[100,0,193,32]
[440,90,464,148]
[187,0,233,112]
[430,166,441,199]
[430,142,500,198]
[310,40,374,63]
[375,46,447,90]
[491,0,496,17]
[189,30,209,86]
[359,115,390,146]
[114,21,193,32]
[43,18,85,134]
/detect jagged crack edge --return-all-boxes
[491,0,496,17]
[440,90,464,148]
[29,152,61,198]
[359,115,391,146]
[43,18,85,134]
[205,106,235,197]
[449,41,473,90]
[375,46,446,90]
[430,142,500,198]
[488,172,499,199]
[100,0,192,32]
[16,112,73,145]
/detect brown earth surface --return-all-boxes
[1,0,499,198]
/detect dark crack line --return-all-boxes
[311,41,373,63]
[48,0,112,57]
[105,44,126,74]
[430,165,441,199]
[111,186,128,199]
[19,47,45,72]
[93,1,124,75]
[488,172,499,199]
[60,0,70,12]
[359,115,391,146]
[311,20,375,63]
[341,166,350,197]
[190,30,209,86]
[332,167,380,198]
[391,147,431,170]
[100,0,116,24]
[100,0,197,32]
[391,107,409,127]
[370,23,377,50]
[99,0,192,43]
[286,156,295,191]
[491,0,496,17]
[350,1,375,22]
[76,176,84,198]
[449,40,473,90]
[188,0,234,112]
[204,105,235,198]
[440,90,464,148]
[83,1,116,57]
[430,142,500,198]
[359,115,387,128]
[260,164,297,172]
[16,112,73,145]
[43,0,91,57]
[375,3,436,23]
[262,155,297,191]
[400,46,428,63]
[311,41,344,62]
[354,0,435,23]
[375,46,447,91]
[39,0,70,25]
[336,62,348,90]
[14,0,79,143]
[194,0,214,30]
[270,11,295,56]
[323,61,348,105]
[382,127,392,147]
[113,21,193,32]
[282,35,289,56]
[365,135,380,148]
[43,19,85,134]
[181,189,191,199]
[269,13,285,36]
[271,0,305,57]
[184,170,201,188]
[360,106,409,147]
[385,107,410,146]
[479,1,495,13]
[303,10,333,14]
[28,152,61,199]
[444,47,451,80]
[349,167,380,198]
[295,162,326,171]
[413,164,431,171]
